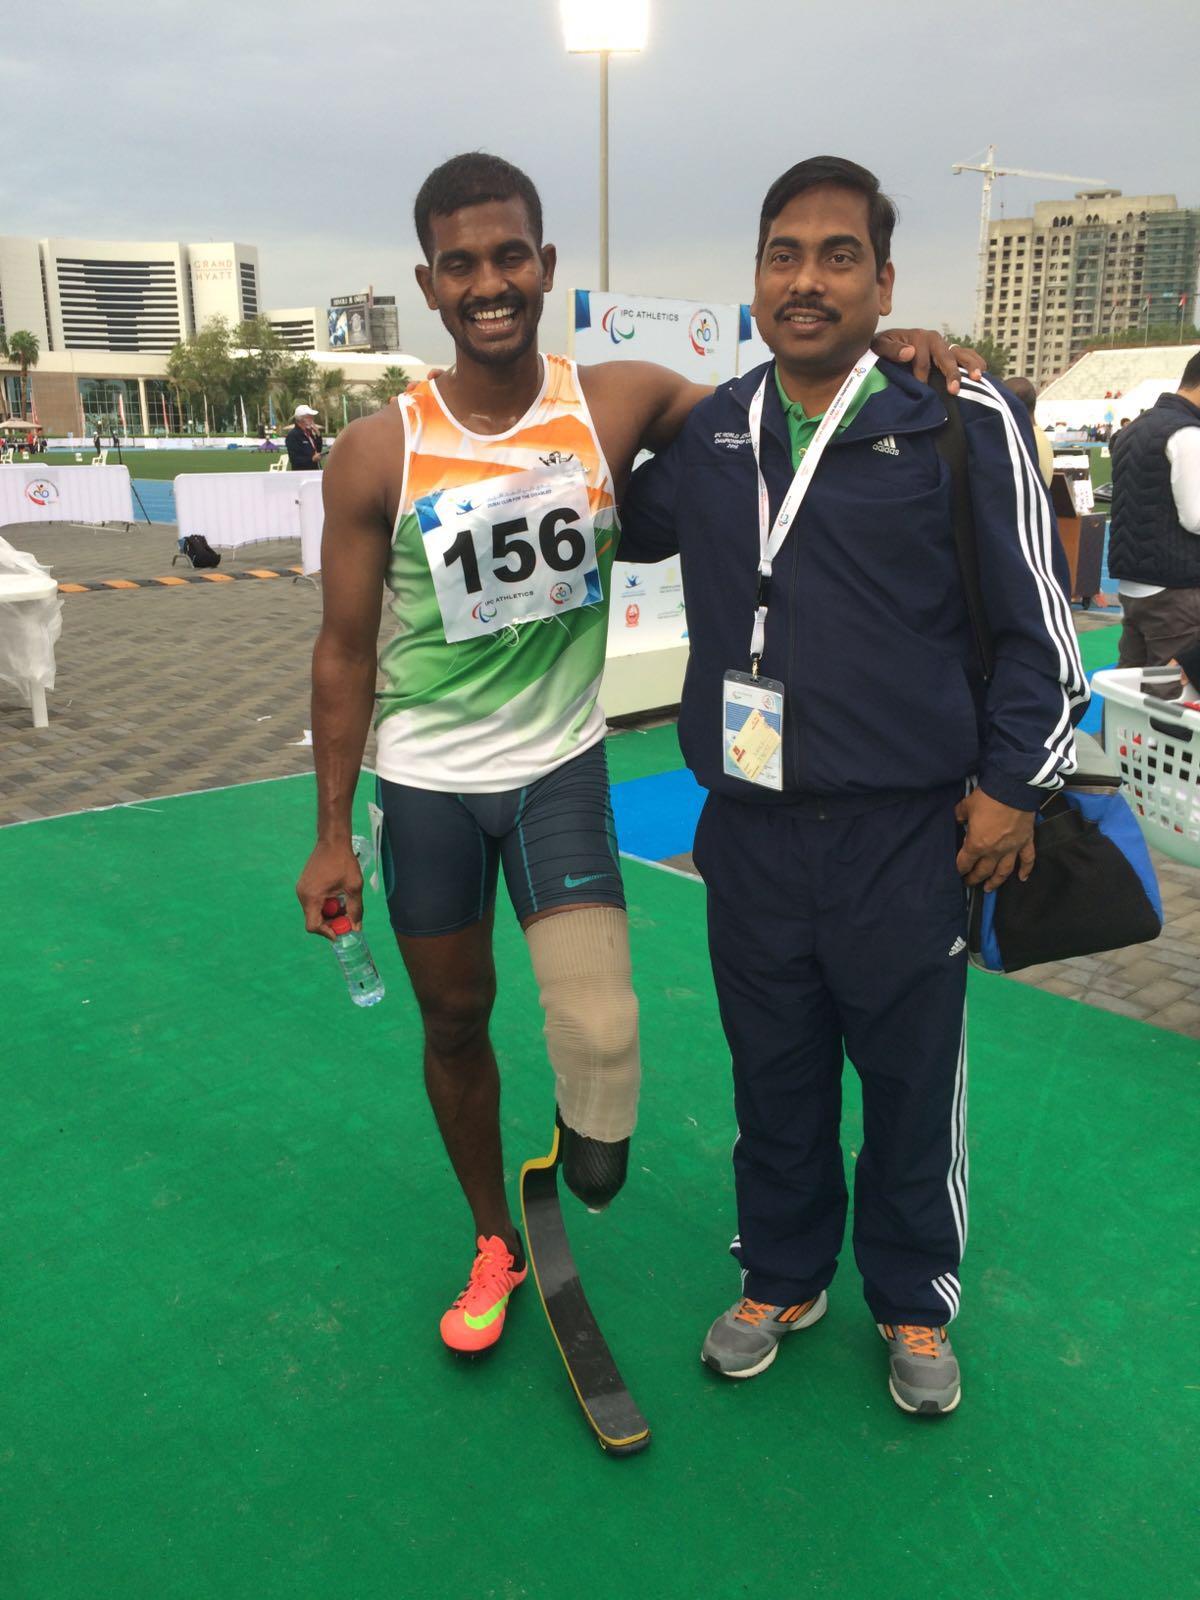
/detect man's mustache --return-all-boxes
[775,300,841,323]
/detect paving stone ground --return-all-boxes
[0,523,345,821]
[4,520,1199,1041]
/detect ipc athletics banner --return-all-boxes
[571,289,741,384]
[572,290,767,671]
[570,289,775,381]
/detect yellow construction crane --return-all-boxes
[952,145,1109,338]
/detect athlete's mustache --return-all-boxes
[776,299,841,323]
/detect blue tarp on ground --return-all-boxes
[612,767,705,861]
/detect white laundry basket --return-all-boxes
[1092,666,1200,867]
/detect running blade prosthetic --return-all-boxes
[520,1125,650,1456]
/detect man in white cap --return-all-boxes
[286,404,323,471]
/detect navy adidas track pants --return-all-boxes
[692,787,968,1327]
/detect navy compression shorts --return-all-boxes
[376,741,626,937]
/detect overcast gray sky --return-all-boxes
[19,0,1200,363]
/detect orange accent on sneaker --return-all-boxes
[732,1298,774,1327]
[440,1235,528,1356]
[776,1299,818,1325]
[896,1324,944,1360]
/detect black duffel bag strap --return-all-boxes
[929,369,995,685]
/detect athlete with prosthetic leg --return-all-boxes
[295,153,979,1361]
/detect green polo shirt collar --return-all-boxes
[773,361,889,469]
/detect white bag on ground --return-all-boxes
[0,534,62,704]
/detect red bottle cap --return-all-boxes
[322,896,352,934]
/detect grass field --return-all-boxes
[39,449,278,479]
[1087,448,1112,493]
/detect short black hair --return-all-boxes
[757,156,897,272]
[1181,351,1200,389]
[1006,375,1039,415]
[414,152,544,261]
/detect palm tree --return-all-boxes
[6,330,39,418]
[314,366,347,432]
[368,365,411,408]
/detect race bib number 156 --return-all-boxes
[415,463,603,644]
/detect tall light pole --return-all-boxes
[560,0,649,292]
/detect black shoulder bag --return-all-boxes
[928,372,1162,973]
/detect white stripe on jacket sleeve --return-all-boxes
[955,374,1089,790]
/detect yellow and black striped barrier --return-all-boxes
[58,566,307,594]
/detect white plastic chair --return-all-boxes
[269,455,289,472]
[91,449,109,466]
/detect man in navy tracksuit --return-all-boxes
[618,157,1088,1415]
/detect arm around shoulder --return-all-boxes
[618,438,684,565]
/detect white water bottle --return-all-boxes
[322,896,385,1007]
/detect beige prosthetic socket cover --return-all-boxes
[524,906,641,1143]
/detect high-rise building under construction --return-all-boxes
[981,190,1200,387]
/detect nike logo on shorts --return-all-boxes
[564,872,610,890]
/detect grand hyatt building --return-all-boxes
[0,236,264,433]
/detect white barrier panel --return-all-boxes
[0,464,133,528]
[606,559,687,656]
[298,477,324,574]
[174,472,305,548]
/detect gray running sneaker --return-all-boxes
[701,1292,828,1379]
[878,1323,961,1415]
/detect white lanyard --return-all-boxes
[746,350,879,671]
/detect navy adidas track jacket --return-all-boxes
[617,359,1089,810]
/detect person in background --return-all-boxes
[1110,352,1200,672]
[1006,377,1053,488]
[286,405,323,470]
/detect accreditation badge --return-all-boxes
[415,462,603,644]
[722,670,784,790]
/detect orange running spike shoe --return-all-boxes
[440,1235,528,1356]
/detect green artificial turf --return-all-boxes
[1077,624,1122,672]
[605,722,684,784]
[1,772,1194,1599]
